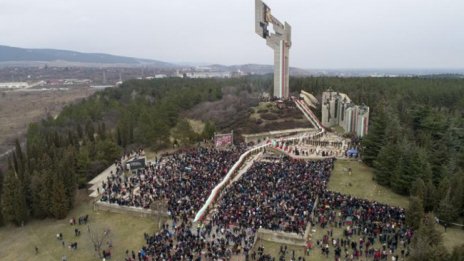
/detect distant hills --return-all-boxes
[0,44,462,77]
[0,45,175,67]
[0,44,314,75]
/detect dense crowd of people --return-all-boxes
[96,142,412,260]
[133,221,257,260]
[213,157,335,234]
[100,145,247,221]
[312,191,411,260]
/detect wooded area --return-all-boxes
[1,76,463,233]
[293,77,464,225]
[0,78,226,225]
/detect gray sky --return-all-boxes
[1,0,463,69]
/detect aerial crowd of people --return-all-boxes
[100,145,247,221]
[97,141,411,260]
[213,157,335,234]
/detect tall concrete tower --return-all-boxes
[255,0,292,99]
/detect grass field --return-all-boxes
[328,159,409,208]
[0,191,160,261]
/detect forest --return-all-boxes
[0,78,226,225]
[292,77,464,225]
[0,76,463,229]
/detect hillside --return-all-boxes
[0,45,174,67]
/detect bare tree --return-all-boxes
[87,224,112,258]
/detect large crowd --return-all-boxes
[134,221,257,260]
[213,157,335,234]
[100,145,247,221]
[312,191,411,260]
[98,142,412,260]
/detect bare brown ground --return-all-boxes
[0,88,95,158]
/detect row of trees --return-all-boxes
[0,78,226,226]
[293,76,464,223]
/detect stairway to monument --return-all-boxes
[294,99,324,131]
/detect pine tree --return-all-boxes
[449,172,464,217]
[85,120,95,142]
[362,107,387,166]
[49,172,68,219]
[390,152,408,195]
[116,127,122,146]
[424,179,437,212]
[77,124,84,139]
[408,215,449,261]
[30,171,50,218]
[410,178,426,202]
[406,196,424,229]
[202,121,216,139]
[437,177,451,203]
[14,139,25,177]
[1,170,29,226]
[436,191,459,223]
[373,143,400,186]
[99,122,107,140]
[61,147,77,209]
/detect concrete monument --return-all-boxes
[255,0,292,99]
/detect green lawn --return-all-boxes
[328,159,409,208]
[440,225,464,252]
[0,191,160,261]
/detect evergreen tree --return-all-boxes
[85,120,95,142]
[373,143,400,186]
[409,216,449,261]
[116,127,122,146]
[99,122,107,140]
[449,172,464,217]
[436,191,459,223]
[424,179,437,212]
[77,124,84,139]
[61,147,77,209]
[390,152,408,195]
[362,107,387,166]
[30,171,50,218]
[172,119,197,145]
[410,178,426,203]
[14,139,25,177]
[437,177,451,204]
[406,196,424,229]
[1,170,29,226]
[202,121,216,140]
[49,172,68,219]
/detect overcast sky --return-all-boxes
[1,0,463,69]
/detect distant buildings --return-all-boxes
[0,82,29,89]
[321,89,369,137]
